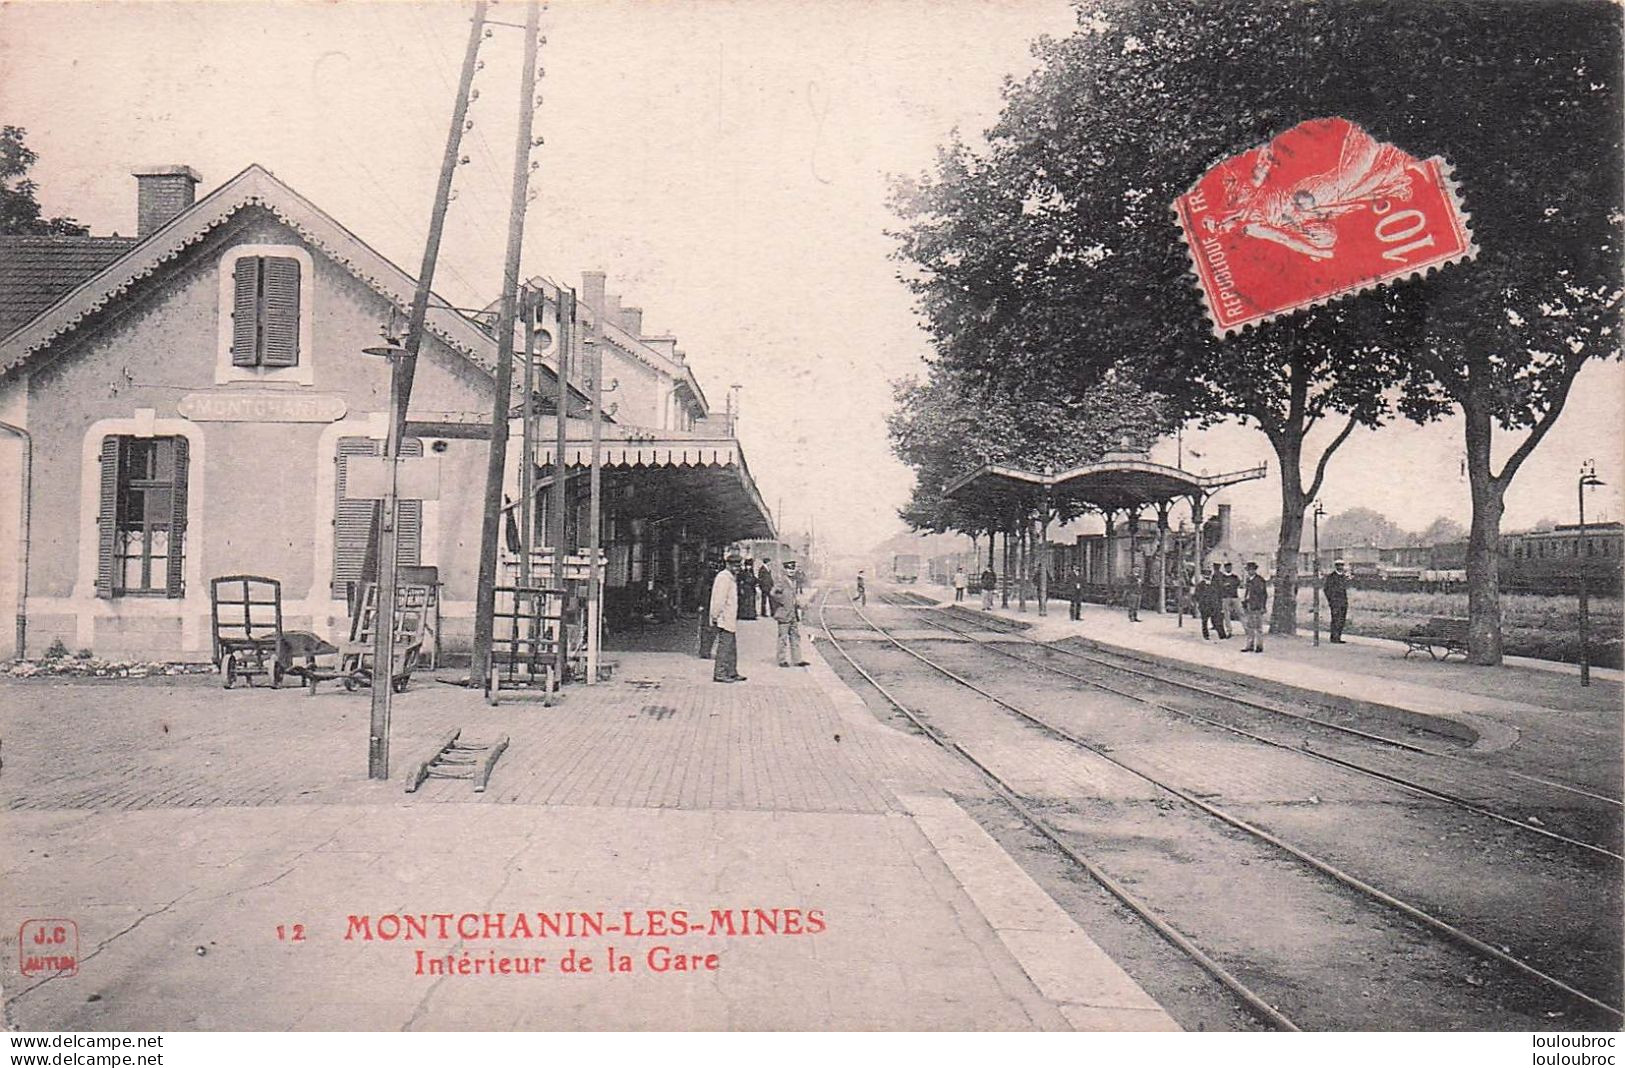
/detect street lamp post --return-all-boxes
[1312,500,1325,648]
[1579,460,1604,687]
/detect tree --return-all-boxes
[887,365,1169,549]
[892,0,1621,652]
[1416,517,1468,546]
[892,0,1423,637]
[1320,507,1407,550]
[1,126,88,236]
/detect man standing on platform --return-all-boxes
[1126,563,1143,622]
[773,560,811,667]
[980,564,997,610]
[1196,568,1221,639]
[1221,562,1242,630]
[757,558,776,618]
[710,551,746,682]
[1325,560,1350,643]
[953,566,968,602]
[1242,561,1269,653]
[1069,571,1084,621]
[1207,563,1230,639]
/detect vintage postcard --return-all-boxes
[0,0,1619,1056]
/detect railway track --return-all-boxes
[817,587,1624,1031]
[880,593,1623,859]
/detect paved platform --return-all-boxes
[927,588,1622,797]
[0,610,1178,1031]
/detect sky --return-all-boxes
[3,0,1619,556]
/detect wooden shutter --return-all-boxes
[231,257,262,367]
[166,436,189,598]
[333,438,423,595]
[397,439,423,567]
[95,436,121,598]
[260,256,300,367]
[334,438,376,596]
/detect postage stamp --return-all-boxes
[1174,117,1477,337]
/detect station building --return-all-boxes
[0,165,772,661]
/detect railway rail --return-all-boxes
[816,586,1623,1030]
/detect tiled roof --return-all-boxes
[0,235,139,339]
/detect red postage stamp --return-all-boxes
[1174,117,1477,336]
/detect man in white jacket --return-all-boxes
[710,551,745,683]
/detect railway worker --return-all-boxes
[757,559,776,617]
[980,565,997,610]
[1207,563,1230,638]
[1242,561,1269,653]
[773,560,812,667]
[1126,563,1143,622]
[1068,570,1084,621]
[1221,562,1242,628]
[710,551,746,683]
[855,571,867,605]
[1195,568,1223,639]
[1325,560,1350,643]
[953,565,968,602]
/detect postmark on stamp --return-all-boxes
[1174,117,1477,337]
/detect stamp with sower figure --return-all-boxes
[1175,117,1477,336]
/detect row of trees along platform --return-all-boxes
[888,0,1622,664]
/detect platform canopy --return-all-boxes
[535,427,776,543]
[943,452,1267,519]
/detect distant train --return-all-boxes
[915,522,1622,600]
[892,554,921,584]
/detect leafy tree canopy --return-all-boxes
[1,126,88,236]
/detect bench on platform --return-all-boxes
[1403,617,1470,660]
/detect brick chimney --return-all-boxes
[620,306,643,337]
[580,270,606,321]
[133,165,201,237]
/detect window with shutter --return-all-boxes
[228,254,301,368]
[333,437,422,597]
[96,435,188,598]
[261,257,300,367]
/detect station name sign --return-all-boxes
[179,392,348,423]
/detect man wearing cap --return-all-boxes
[710,551,746,682]
[1242,561,1269,653]
[772,560,811,667]
[1324,560,1350,643]
[757,559,776,617]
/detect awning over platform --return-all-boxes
[944,455,1267,515]
[536,432,775,543]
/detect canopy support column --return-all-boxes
[1155,500,1170,614]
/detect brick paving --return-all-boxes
[0,614,1138,1031]
[0,618,978,814]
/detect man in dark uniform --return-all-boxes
[1068,571,1084,621]
[1126,563,1143,622]
[1324,559,1350,643]
[757,559,775,617]
[980,565,997,610]
[1208,563,1229,638]
[1196,568,1222,639]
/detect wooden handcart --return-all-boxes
[485,585,565,706]
[211,575,289,688]
[296,580,427,696]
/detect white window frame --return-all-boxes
[216,244,315,386]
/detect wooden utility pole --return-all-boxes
[584,296,605,685]
[518,285,537,586]
[472,0,544,686]
[552,287,574,687]
[368,1,488,781]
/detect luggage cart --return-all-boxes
[211,575,286,688]
[298,581,427,696]
[485,585,565,706]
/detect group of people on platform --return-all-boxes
[699,550,810,683]
[947,555,1353,656]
